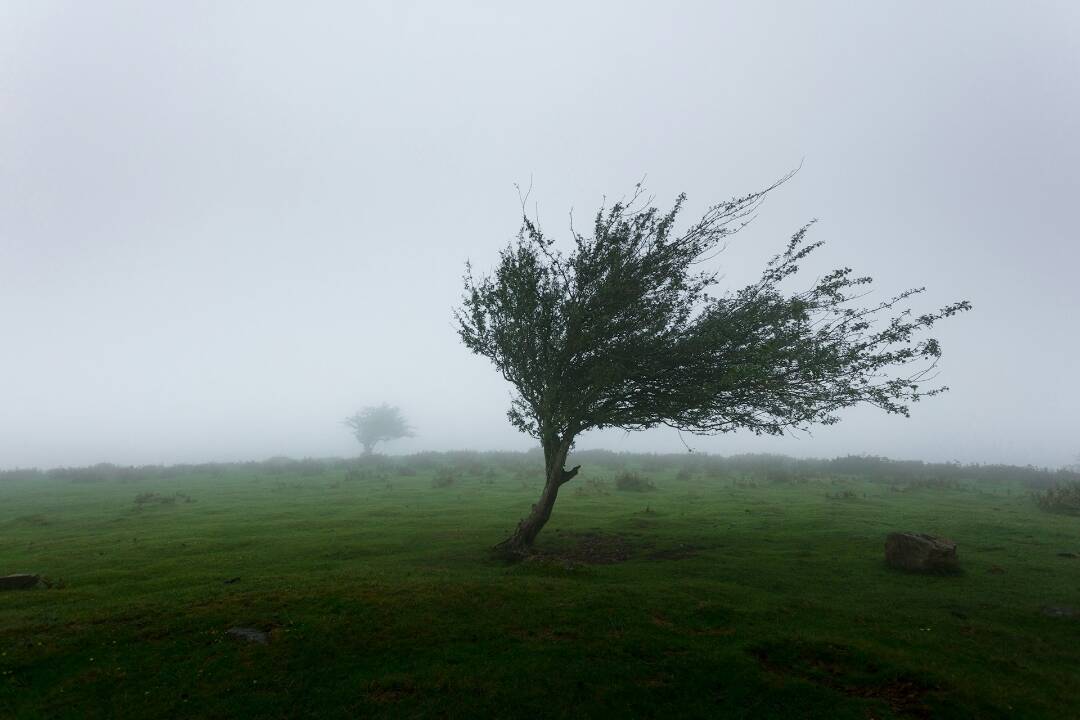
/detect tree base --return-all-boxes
[490,534,535,563]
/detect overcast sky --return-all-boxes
[2,1,1077,470]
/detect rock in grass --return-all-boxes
[885,532,959,573]
[226,627,269,644]
[0,574,43,591]
[1041,605,1076,619]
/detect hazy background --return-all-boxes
[2,1,1077,469]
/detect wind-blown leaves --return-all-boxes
[455,180,970,445]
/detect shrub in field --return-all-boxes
[134,492,192,508]
[1032,482,1080,515]
[614,472,655,492]
[432,467,459,488]
[0,468,43,482]
[134,492,174,507]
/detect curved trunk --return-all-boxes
[495,436,580,558]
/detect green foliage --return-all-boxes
[1032,481,1080,515]
[343,404,414,455]
[456,179,970,445]
[431,467,459,488]
[614,471,656,492]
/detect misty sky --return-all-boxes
[2,2,1078,470]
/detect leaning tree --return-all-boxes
[455,178,970,556]
[343,404,414,455]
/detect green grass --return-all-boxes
[1,459,1078,719]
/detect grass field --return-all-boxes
[1,454,1078,719]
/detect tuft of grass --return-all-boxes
[431,467,458,488]
[133,492,192,508]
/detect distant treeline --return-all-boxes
[2,451,1078,488]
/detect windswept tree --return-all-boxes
[456,178,970,556]
[343,404,414,455]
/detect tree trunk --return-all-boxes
[494,436,580,558]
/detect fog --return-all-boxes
[2,2,1077,470]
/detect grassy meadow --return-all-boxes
[1,453,1078,719]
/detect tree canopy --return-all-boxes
[456,179,970,554]
[343,404,414,456]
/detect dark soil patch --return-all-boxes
[226,627,269,644]
[0,574,46,591]
[537,531,643,564]
[509,626,581,642]
[11,514,49,527]
[749,639,940,718]
[648,543,706,561]
[367,676,418,704]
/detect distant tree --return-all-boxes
[343,404,413,455]
[456,178,970,556]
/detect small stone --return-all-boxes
[226,627,269,644]
[885,532,959,573]
[1041,606,1076,619]
[0,574,42,591]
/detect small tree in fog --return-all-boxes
[456,177,970,556]
[343,404,413,455]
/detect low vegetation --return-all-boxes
[1,452,1078,718]
[1032,481,1080,515]
[614,470,656,492]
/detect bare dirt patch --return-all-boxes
[647,543,707,561]
[11,514,49,527]
[537,531,642,564]
[226,627,269,644]
[750,640,940,718]
[534,532,717,564]
[367,676,418,704]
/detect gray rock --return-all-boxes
[885,532,959,573]
[1041,605,1076,618]
[226,627,269,644]
[0,574,42,591]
